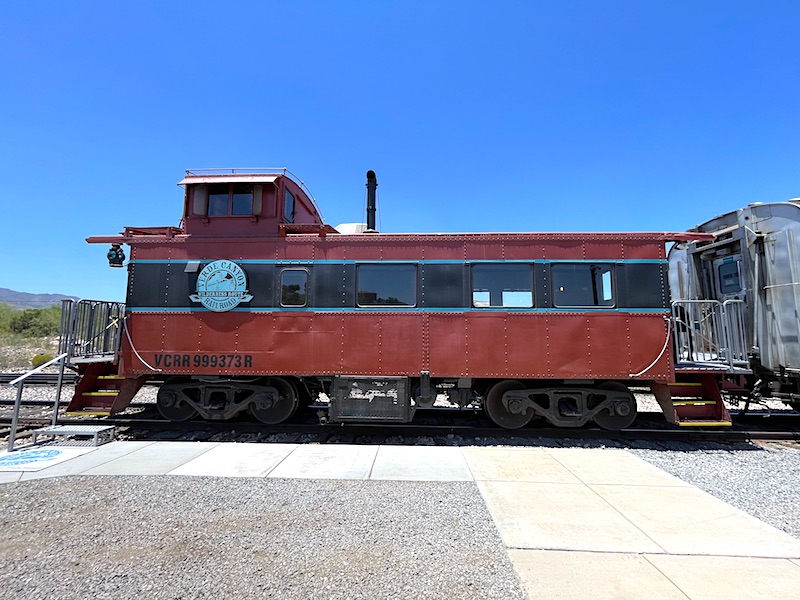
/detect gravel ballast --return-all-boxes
[0,477,525,600]
[630,441,800,540]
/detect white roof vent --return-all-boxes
[335,223,369,234]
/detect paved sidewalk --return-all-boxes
[2,441,800,599]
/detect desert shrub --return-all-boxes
[0,303,14,334]
[32,353,54,367]
[9,306,61,337]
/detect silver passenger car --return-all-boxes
[668,199,800,411]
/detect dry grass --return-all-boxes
[0,334,59,371]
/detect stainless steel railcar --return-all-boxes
[668,199,800,411]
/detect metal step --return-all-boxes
[677,420,733,427]
[31,424,115,446]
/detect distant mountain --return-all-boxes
[0,288,79,310]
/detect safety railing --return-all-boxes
[671,299,749,370]
[722,299,749,367]
[7,353,69,452]
[58,299,125,362]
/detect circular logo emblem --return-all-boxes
[190,260,253,312]
[0,448,62,467]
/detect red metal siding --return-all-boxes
[121,310,671,383]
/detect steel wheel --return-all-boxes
[157,380,198,421]
[248,378,299,424]
[485,380,533,429]
[592,382,637,430]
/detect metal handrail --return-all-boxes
[7,352,69,452]
[671,299,749,370]
[59,299,125,362]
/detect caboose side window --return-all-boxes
[284,189,296,222]
[208,184,230,216]
[231,183,254,215]
[471,264,533,308]
[357,264,416,307]
[281,269,308,307]
[552,263,614,307]
[202,183,255,217]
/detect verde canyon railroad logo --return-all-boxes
[190,260,253,312]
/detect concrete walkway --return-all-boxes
[2,441,799,599]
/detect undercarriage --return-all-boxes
[154,375,639,431]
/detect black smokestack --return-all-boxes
[366,170,377,232]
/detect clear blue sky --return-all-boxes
[1,1,798,302]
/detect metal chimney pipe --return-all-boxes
[366,170,377,232]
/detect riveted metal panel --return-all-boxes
[464,313,511,377]
[543,240,588,260]
[535,263,550,308]
[615,263,669,308]
[428,313,468,376]
[622,240,668,260]
[420,264,465,307]
[279,241,318,260]
[581,241,624,260]
[504,314,549,375]
[338,313,424,376]
[313,263,354,307]
[418,240,465,260]
[465,240,505,260]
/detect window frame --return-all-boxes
[283,189,296,222]
[279,268,309,307]
[470,263,534,308]
[202,183,255,217]
[551,262,616,308]
[356,263,417,308]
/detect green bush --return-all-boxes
[0,303,14,334]
[8,306,61,337]
[32,353,54,367]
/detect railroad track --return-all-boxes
[0,372,78,385]
[2,371,798,445]
[2,412,799,445]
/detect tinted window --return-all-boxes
[357,264,416,306]
[552,264,614,307]
[208,184,229,216]
[281,269,308,306]
[284,189,296,222]
[231,183,253,215]
[207,183,254,216]
[472,264,533,308]
[719,261,740,294]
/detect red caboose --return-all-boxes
[66,169,712,429]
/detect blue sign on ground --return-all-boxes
[0,448,62,466]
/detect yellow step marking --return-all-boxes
[673,400,716,406]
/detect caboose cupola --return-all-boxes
[178,168,332,237]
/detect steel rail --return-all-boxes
[2,415,798,445]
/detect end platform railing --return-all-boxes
[58,298,125,362]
